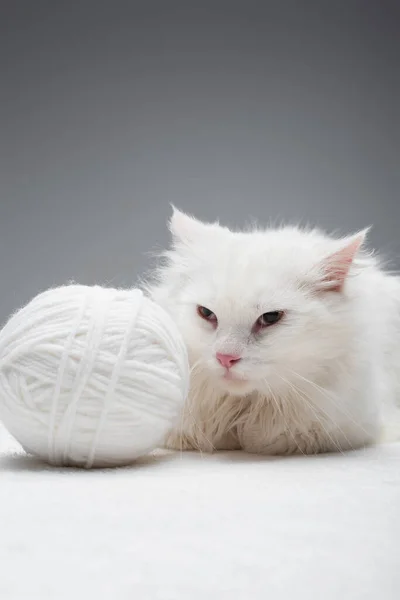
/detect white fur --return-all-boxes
[147,208,400,455]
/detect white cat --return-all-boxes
[147,208,400,455]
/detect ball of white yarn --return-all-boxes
[0,285,189,468]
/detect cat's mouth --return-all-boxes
[220,369,253,391]
[204,360,254,393]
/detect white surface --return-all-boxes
[1,422,400,600]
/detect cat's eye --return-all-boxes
[256,311,284,329]
[197,305,217,324]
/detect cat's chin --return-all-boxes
[215,375,255,396]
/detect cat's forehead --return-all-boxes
[208,227,324,278]
[188,228,325,312]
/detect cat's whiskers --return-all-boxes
[287,369,372,443]
[277,374,347,455]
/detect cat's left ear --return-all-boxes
[169,206,212,245]
[318,228,370,292]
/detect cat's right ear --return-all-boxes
[317,228,370,292]
[168,206,208,245]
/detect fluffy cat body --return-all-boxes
[148,209,400,455]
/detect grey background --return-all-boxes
[0,1,399,323]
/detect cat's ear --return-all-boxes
[318,228,370,292]
[168,206,209,245]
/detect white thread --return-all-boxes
[0,285,189,468]
[84,289,142,469]
[48,291,89,464]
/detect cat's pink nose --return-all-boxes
[216,353,242,369]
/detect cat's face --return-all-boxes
[153,209,367,396]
